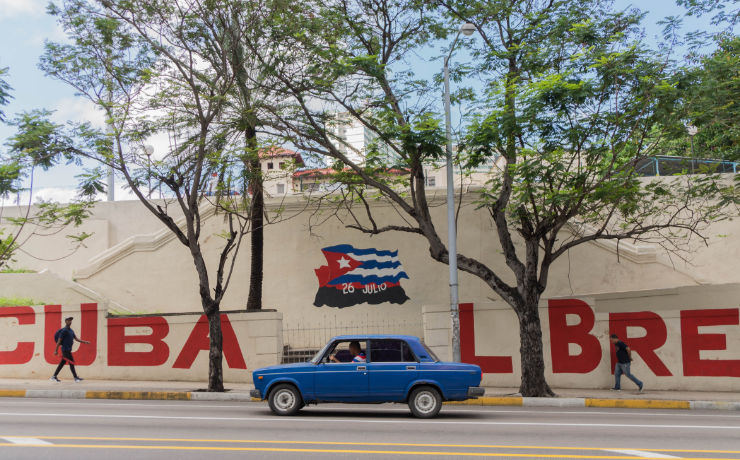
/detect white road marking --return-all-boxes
[603,448,680,458]
[3,401,740,419]
[2,437,53,445]
[1,401,739,421]
[0,411,738,430]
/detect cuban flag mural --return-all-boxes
[313,244,410,308]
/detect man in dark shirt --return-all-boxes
[610,334,643,392]
[50,316,90,383]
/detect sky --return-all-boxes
[0,0,721,204]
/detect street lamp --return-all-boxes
[444,22,476,363]
[144,145,154,199]
[686,124,698,173]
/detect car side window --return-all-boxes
[322,340,367,363]
[370,339,417,363]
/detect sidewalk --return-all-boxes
[0,378,738,410]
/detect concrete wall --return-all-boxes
[2,187,739,354]
[0,302,282,383]
[65,194,712,344]
[423,284,740,391]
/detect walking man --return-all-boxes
[610,334,643,392]
[50,316,90,383]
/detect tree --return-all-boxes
[29,0,256,390]
[658,36,740,161]
[259,0,738,396]
[1,69,94,272]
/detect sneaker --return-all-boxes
[638,383,644,393]
[610,387,620,391]
[74,377,84,383]
[50,376,60,382]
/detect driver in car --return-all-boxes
[330,341,366,363]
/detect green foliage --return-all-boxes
[0,67,12,123]
[0,297,44,307]
[660,35,740,161]
[0,268,36,273]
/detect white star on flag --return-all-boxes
[337,257,351,269]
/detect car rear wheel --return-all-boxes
[268,384,303,416]
[408,386,442,418]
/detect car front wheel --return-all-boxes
[408,386,442,418]
[268,384,303,416]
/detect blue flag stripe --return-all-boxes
[328,272,410,286]
[322,244,398,258]
[354,260,401,270]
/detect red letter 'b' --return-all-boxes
[548,299,601,373]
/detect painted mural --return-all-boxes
[313,244,410,308]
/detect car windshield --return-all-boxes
[310,342,332,364]
[421,342,440,362]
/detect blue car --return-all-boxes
[250,335,484,418]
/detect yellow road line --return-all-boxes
[7,443,740,458]
[585,399,690,410]
[0,390,26,398]
[446,397,523,406]
[84,391,191,400]
[7,436,740,455]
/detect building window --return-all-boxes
[276,183,285,195]
[267,162,274,170]
[301,183,320,192]
[279,162,285,170]
[425,175,436,187]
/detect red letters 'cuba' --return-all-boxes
[0,306,35,365]
[173,314,247,369]
[681,308,740,377]
[548,299,601,373]
[107,316,170,366]
[44,303,98,365]
[459,303,513,373]
[609,311,672,376]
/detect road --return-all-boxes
[0,398,739,459]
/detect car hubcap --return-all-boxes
[415,391,436,414]
[275,390,295,411]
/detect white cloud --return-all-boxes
[0,0,45,20]
[52,97,106,128]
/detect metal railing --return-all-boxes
[281,316,423,364]
[635,156,738,177]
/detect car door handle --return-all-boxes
[406,366,416,370]
[357,366,366,371]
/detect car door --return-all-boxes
[314,340,369,401]
[367,339,419,402]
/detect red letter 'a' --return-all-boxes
[108,316,170,366]
[0,306,35,365]
[459,303,513,373]
[609,311,672,376]
[44,303,98,365]
[681,308,740,377]
[548,299,601,373]
[172,314,247,369]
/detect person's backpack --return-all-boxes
[53,328,65,344]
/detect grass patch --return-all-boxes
[0,297,44,307]
[0,268,36,273]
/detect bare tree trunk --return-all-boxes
[206,308,224,392]
[245,127,263,311]
[517,303,554,397]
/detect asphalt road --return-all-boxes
[0,398,739,459]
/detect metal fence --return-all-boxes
[636,156,738,176]
[281,316,423,364]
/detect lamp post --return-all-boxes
[687,124,698,173]
[444,22,476,363]
[144,145,154,199]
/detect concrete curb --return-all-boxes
[0,390,738,411]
